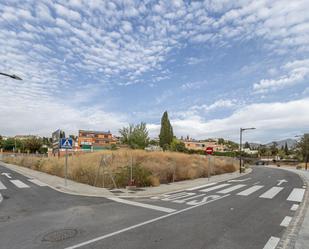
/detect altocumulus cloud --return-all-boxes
[0,0,308,140]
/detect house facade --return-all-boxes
[78,130,116,151]
[182,139,226,152]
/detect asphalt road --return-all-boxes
[0,164,306,249]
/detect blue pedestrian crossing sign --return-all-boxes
[60,138,73,149]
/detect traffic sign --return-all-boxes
[60,138,73,149]
[205,147,214,155]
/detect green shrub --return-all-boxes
[114,163,152,188]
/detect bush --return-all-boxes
[110,144,118,150]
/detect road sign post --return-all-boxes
[60,138,73,186]
[65,147,68,186]
[205,147,214,180]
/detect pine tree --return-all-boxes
[159,111,174,150]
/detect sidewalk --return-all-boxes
[0,161,251,198]
[268,166,309,249]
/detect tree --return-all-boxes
[42,137,51,147]
[170,138,187,152]
[149,139,159,146]
[2,138,15,151]
[218,138,225,145]
[284,142,289,155]
[244,142,251,149]
[270,142,278,156]
[24,137,43,153]
[258,145,267,156]
[297,133,309,169]
[159,111,173,150]
[119,122,150,149]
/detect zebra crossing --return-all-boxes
[151,181,306,206]
[0,178,48,190]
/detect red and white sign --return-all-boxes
[205,147,214,155]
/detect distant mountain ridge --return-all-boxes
[249,138,297,149]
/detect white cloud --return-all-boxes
[180,80,207,90]
[253,59,309,93]
[121,21,133,33]
[186,57,204,65]
[148,98,309,142]
[0,91,126,136]
[191,99,236,112]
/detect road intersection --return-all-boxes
[0,164,306,249]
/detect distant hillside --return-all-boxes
[265,139,297,149]
[249,138,297,149]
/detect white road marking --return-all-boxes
[280,216,292,227]
[253,181,260,185]
[237,185,264,196]
[287,188,305,202]
[108,197,176,213]
[150,196,160,200]
[186,182,217,191]
[28,178,48,186]
[65,194,230,249]
[0,180,7,190]
[277,179,288,186]
[290,204,299,211]
[303,185,306,189]
[1,172,12,179]
[172,194,206,203]
[217,184,246,194]
[199,183,231,192]
[259,187,283,199]
[162,192,195,201]
[0,193,3,203]
[228,178,251,183]
[151,191,190,200]
[187,195,221,205]
[263,236,280,249]
[10,180,30,188]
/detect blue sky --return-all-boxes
[0,0,308,143]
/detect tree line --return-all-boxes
[0,136,51,153]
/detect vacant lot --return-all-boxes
[3,150,238,188]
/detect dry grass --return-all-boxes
[3,149,238,188]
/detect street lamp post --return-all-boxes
[0,72,22,80]
[239,127,256,173]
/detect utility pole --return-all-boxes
[239,128,242,174]
[239,127,256,173]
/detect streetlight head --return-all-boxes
[241,127,256,131]
[10,74,22,80]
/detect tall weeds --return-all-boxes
[3,150,238,188]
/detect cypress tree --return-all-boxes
[284,142,289,155]
[159,111,173,149]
